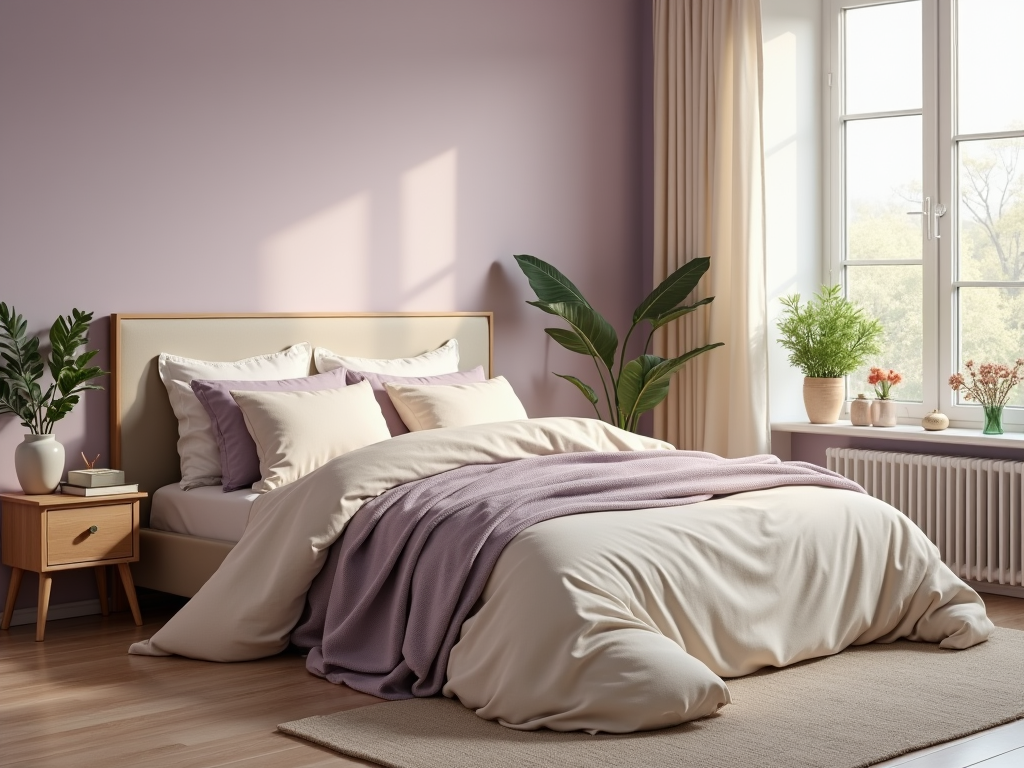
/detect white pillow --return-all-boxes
[314,339,459,376]
[158,343,312,490]
[384,376,528,431]
[231,381,390,493]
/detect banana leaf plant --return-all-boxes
[0,304,106,435]
[514,255,723,433]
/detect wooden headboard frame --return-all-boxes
[110,312,493,525]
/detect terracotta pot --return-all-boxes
[870,399,897,427]
[14,433,65,494]
[803,377,845,424]
[850,395,872,426]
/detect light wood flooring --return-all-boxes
[1,593,1022,768]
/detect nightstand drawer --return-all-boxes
[46,504,134,566]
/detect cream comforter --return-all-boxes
[130,418,993,732]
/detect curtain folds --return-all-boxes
[652,0,769,457]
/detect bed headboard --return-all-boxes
[110,312,492,524]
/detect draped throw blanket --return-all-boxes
[291,450,864,699]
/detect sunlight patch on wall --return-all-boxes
[400,149,457,309]
[763,30,798,301]
[260,193,371,310]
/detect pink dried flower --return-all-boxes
[948,359,1024,407]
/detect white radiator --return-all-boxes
[826,447,1024,589]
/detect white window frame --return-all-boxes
[824,0,1024,429]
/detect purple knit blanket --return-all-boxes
[290,450,863,699]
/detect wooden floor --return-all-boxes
[2,593,1022,768]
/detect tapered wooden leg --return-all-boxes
[117,563,142,626]
[2,567,23,630]
[36,574,52,642]
[94,566,109,616]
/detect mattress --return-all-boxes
[149,484,258,543]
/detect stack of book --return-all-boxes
[62,469,138,497]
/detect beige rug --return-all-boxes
[279,628,1024,768]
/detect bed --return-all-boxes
[115,312,994,734]
[113,312,492,596]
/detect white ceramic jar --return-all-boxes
[850,394,872,426]
[14,434,65,495]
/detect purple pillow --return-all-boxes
[191,368,348,492]
[346,366,487,435]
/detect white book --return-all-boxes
[61,483,139,497]
[66,469,126,488]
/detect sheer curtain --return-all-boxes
[652,0,769,457]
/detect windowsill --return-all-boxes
[771,421,1024,451]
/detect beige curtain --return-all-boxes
[652,0,768,457]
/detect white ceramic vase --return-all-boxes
[803,377,845,424]
[849,394,872,426]
[14,434,65,495]
[870,399,897,428]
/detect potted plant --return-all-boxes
[776,285,882,424]
[949,359,1024,435]
[0,304,106,494]
[514,254,722,433]
[867,367,902,427]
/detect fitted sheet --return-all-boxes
[150,484,258,542]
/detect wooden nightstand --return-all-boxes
[0,491,147,641]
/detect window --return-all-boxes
[826,0,1024,426]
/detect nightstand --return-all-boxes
[0,491,147,640]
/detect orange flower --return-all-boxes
[869,366,902,399]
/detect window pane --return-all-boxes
[957,0,1024,135]
[958,138,1024,281]
[845,1,921,115]
[846,116,923,261]
[846,265,923,402]
[958,287,1024,407]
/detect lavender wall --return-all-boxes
[0,0,647,612]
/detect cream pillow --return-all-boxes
[314,339,459,376]
[158,343,312,490]
[231,381,390,493]
[384,376,528,432]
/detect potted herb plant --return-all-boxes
[514,254,722,432]
[0,304,106,494]
[776,285,883,424]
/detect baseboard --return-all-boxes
[967,580,1024,599]
[6,599,102,627]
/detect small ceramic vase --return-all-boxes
[850,394,872,426]
[14,433,65,494]
[921,410,949,431]
[870,399,897,428]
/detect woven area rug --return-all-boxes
[279,628,1024,768]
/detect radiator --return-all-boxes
[825,447,1024,588]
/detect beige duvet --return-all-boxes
[130,418,993,733]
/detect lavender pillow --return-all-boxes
[345,366,487,435]
[191,368,348,492]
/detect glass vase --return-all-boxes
[982,404,1004,435]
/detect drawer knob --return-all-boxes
[88,525,98,534]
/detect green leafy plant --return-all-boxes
[514,254,723,432]
[0,304,106,434]
[776,285,883,378]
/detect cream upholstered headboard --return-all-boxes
[110,312,492,524]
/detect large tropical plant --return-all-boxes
[0,304,106,434]
[514,254,723,432]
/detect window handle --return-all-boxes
[907,197,933,239]
[933,203,947,239]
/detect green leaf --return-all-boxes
[617,344,724,426]
[554,373,599,404]
[649,297,715,329]
[514,255,592,307]
[544,328,593,356]
[634,258,711,324]
[529,301,618,369]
